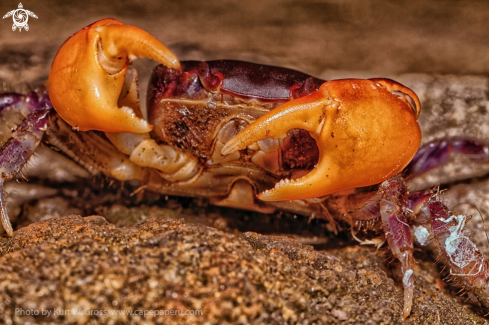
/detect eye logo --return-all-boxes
[2,3,38,32]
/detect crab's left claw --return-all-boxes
[222,79,421,201]
[49,18,181,133]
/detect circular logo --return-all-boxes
[13,9,28,29]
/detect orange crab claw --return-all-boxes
[48,18,181,133]
[221,79,422,201]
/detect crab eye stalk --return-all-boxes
[222,79,422,201]
[197,61,222,91]
[48,18,181,133]
[291,77,317,99]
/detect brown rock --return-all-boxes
[0,215,485,324]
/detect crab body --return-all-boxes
[147,60,421,199]
[146,60,322,212]
[1,19,489,320]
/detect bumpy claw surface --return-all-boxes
[48,18,181,133]
[222,79,422,201]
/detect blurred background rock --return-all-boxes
[1,0,488,87]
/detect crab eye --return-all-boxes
[391,90,419,118]
[197,61,222,91]
[291,77,317,99]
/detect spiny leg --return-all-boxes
[379,177,415,319]
[410,196,489,309]
[0,93,22,112]
[323,176,415,319]
[44,114,149,183]
[323,176,455,319]
[367,179,489,317]
[0,91,51,115]
[0,108,50,236]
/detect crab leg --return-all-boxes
[0,93,22,113]
[0,91,52,142]
[379,177,414,319]
[0,108,50,236]
[222,79,422,201]
[405,137,489,178]
[326,176,489,319]
[409,197,489,309]
[324,176,416,319]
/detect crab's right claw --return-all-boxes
[48,18,181,133]
[221,79,422,201]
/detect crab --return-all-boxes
[1,18,489,320]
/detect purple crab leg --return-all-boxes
[326,176,489,318]
[405,137,489,178]
[324,177,415,319]
[0,108,50,236]
[379,177,414,319]
[0,91,50,116]
[427,201,489,308]
[408,193,489,309]
[0,93,22,114]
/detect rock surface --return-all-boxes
[0,215,486,324]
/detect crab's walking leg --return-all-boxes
[379,177,414,319]
[411,198,489,309]
[327,177,489,318]
[405,137,489,178]
[324,177,418,319]
[0,108,50,236]
[0,93,22,112]
[0,92,52,117]
[0,91,51,141]
[44,115,149,183]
